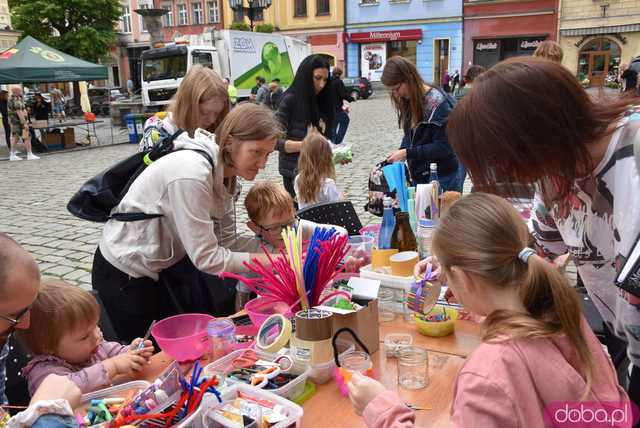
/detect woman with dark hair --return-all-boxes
[448,56,640,405]
[381,56,462,190]
[276,54,335,199]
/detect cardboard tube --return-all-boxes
[390,251,419,277]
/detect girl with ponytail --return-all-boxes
[348,193,630,427]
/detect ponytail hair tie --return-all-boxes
[518,247,536,264]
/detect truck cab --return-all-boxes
[141,42,220,108]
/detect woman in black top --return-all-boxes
[30,93,50,142]
[275,54,335,199]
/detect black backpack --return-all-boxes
[67,129,213,222]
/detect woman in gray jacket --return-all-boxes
[92,80,282,341]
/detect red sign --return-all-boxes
[349,29,423,43]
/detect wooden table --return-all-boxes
[141,319,483,427]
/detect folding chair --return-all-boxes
[296,201,363,236]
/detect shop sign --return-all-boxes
[349,29,423,43]
[520,39,544,50]
[475,41,498,52]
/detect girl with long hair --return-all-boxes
[275,54,336,199]
[139,64,229,151]
[447,56,640,405]
[348,193,629,427]
[381,56,462,190]
[294,127,341,209]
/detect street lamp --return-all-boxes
[229,0,273,31]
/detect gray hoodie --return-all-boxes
[99,121,253,280]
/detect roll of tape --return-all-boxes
[390,251,419,277]
[371,248,399,268]
[295,309,333,341]
[256,314,292,354]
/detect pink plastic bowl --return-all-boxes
[151,313,215,362]
[245,297,293,329]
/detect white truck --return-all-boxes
[141,30,311,108]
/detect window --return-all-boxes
[233,8,244,22]
[207,1,219,23]
[121,6,131,33]
[163,4,173,27]
[254,8,264,20]
[192,51,213,68]
[139,3,150,32]
[294,0,307,16]
[359,0,378,5]
[178,3,188,25]
[192,2,203,24]
[316,0,329,15]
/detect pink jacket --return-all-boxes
[363,320,631,428]
[22,341,129,395]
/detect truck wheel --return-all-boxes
[350,90,359,101]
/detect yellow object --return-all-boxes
[155,111,168,120]
[79,81,91,113]
[371,248,399,268]
[389,251,419,276]
[256,314,292,353]
[414,306,458,337]
[227,84,238,104]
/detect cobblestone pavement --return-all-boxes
[0,90,577,288]
[0,90,404,288]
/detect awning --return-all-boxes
[348,29,423,44]
[0,36,107,83]
[560,24,640,37]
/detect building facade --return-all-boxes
[559,0,640,86]
[222,0,345,69]
[345,0,462,85]
[463,0,558,71]
[116,0,223,90]
[0,0,20,51]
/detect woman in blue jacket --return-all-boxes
[381,56,463,191]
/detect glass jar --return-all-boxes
[398,346,428,390]
[378,288,396,322]
[339,350,373,373]
[416,219,434,259]
[207,318,236,361]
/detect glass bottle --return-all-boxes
[391,212,417,252]
[378,196,396,249]
[429,162,439,185]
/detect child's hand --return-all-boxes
[104,352,148,379]
[414,256,441,279]
[130,338,154,359]
[347,372,387,416]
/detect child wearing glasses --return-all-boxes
[294,128,343,210]
[239,181,348,308]
[19,280,154,395]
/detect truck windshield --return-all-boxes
[142,54,187,82]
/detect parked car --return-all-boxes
[88,87,126,116]
[343,77,373,100]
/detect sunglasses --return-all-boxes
[0,305,31,336]
[257,217,298,235]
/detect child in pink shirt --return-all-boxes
[19,280,154,395]
[348,193,632,428]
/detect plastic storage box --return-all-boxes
[194,384,303,428]
[359,264,414,292]
[204,348,310,401]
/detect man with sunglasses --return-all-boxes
[0,233,40,405]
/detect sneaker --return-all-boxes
[27,152,40,160]
[9,153,23,161]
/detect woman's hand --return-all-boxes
[347,372,388,416]
[30,374,82,410]
[387,149,407,163]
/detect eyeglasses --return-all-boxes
[257,217,298,235]
[0,305,31,336]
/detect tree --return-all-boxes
[9,0,122,63]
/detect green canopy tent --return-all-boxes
[0,36,107,83]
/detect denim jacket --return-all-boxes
[400,88,459,184]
